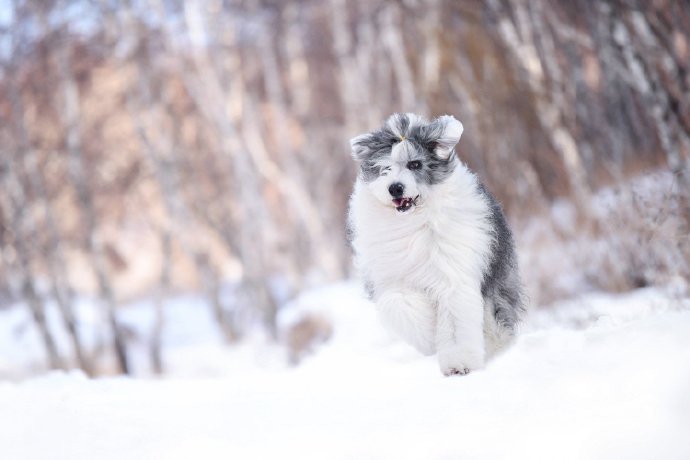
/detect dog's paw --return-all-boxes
[443,367,471,377]
[438,345,484,377]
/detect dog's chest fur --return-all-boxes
[350,165,494,301]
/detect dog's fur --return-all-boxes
[347,113,525,376]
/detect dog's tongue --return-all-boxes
[394,197,413,212]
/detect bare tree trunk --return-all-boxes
[421,0,442,106]
[181,1,279,337]
[150,229,170,374]
[0,156,62,370]
[380,3,417,112]
[488,0,591,212]
[1,42,89,374]
[58,43,129,375]
[330,0,361,133]
[21,276,62,370]
[21,130,91,375]
[122,8,240,341]
[283,3,312,119]
[131,101,240,343]
[229,14,339,282]
[14,0,92,373]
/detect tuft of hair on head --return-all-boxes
[385,112,425,140]
[427,115,464,160]
[350,113,464,162]
[349,121,398,161]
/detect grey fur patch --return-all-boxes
[350,128,400,181]
[478,183,526,332]
[350,113,458,184]
[363,279,376,301]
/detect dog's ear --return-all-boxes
[349,133,374,161]
[428,115,464,160]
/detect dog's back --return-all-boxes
[478,184,525,331]
[476,184,525,355]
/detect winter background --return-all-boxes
[1,1,690,459]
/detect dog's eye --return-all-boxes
[381,166,392,176]
[407,160,422,170]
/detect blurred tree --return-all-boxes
[0,0,688,374]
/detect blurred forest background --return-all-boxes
[0,0,688,377]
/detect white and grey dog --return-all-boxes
[348,113,525,376]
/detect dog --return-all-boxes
[347,113,525,376]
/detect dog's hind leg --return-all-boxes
[376,290,436,355]
[436,286,486,376]
[483,300,516,359]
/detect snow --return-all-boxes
[1,282,690,460]
[517,169,689,305]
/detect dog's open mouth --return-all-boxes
[393,196,419,213]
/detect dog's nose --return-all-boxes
[388,182,405,198]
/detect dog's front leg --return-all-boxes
[376,290,436,355]
[436,287,485,376]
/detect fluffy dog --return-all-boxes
[348,113,525,376]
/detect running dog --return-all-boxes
[348,113,525,376]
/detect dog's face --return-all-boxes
[350,113,464,213]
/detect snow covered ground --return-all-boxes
[1,283,690,460]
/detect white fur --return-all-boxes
[433,115,464,159]
[369,140,422,203]
[349,162,499,375]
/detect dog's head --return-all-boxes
[350,113,464,213]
